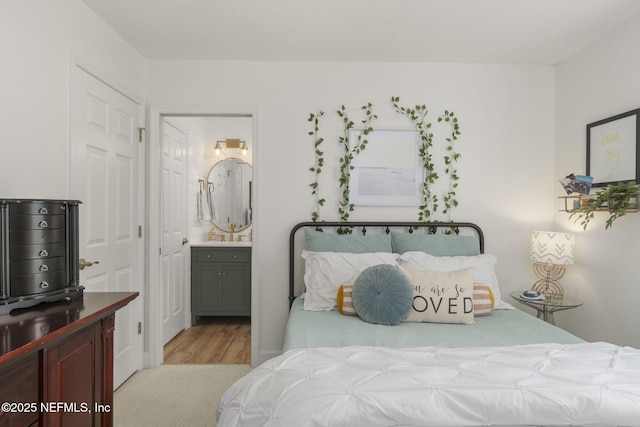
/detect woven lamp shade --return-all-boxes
[529,231,575,265]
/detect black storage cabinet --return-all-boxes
[0,199,83,315]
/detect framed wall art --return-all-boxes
[587,108,640,187]
[349,129,423,206]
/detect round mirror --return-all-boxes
[207,158,253,232]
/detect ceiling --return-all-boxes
[82,0,640,64]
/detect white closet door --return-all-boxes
[71,67,143,388]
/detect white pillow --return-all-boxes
[302,250,399,311]
[398,252,505,308]
[401,266,476,325]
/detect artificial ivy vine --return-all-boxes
[440,110,461,218]
[307,111,325,223]
[391,97,438,222]
[391,96,462,222]
[335,103,377,231]
[308,98,461,225]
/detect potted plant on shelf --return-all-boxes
[570,181,639,230]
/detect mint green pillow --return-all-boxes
[391,232,480,256]
[305,228,392,253]
[352,264,413,326]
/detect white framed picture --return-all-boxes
[349,129,423,206]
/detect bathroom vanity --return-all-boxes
[190,242,251,325]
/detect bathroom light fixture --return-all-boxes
[214,139,248,156]
[529,231,575,299]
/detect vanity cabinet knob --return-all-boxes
[38,207,48,214]
[38,220,48,228]
[39,281,50,289]
[39,249,49,257]
[39,264,49,272]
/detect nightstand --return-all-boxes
[510,291,582,325]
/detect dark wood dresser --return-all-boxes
[0,292,138,427]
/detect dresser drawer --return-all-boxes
[10,257,66,277]
[9,214,66,230]
[9,242,66,260]
[10,271,66,296]
[9,229,66,245]
[194,248,250,263]
[9,202,68,216]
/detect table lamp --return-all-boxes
[529,231,575,298]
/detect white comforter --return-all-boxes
[217,342,640,427]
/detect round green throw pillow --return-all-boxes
[352,264,413,326]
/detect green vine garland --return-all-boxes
[336,103,377,232]
[391,96,462,222]
[439,110,461,219]
[307,98,460,225]
[391,97,438,222]
[308,111,325,222]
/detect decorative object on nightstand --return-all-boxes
[529,231,575,298]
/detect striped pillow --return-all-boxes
[473,284,494,316]
[336,283,357,316]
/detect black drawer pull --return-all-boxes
[39,281,50,289]
[38,220,48,228]
[39,249,49,257]
[38,207,48,214]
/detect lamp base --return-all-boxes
[531,262,566,299]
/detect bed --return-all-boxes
[217,221,640,426]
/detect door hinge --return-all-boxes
[137,322,142,335]
[138,225,142,238]
[138,127,145,143]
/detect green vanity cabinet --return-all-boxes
[191,246,251,325]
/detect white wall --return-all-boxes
[0,0,145,199]
[555,14,640,348]
[147,60,557,363]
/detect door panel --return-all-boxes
[71,68,142,389]
[161,120,188,345]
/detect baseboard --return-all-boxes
[258,350,281,366]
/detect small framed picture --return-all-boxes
[587,108,640,187]
[349,129,423,206]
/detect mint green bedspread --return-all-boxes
[283,297,584,352]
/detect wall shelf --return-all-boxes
[558,194,639,213]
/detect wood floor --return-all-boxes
[163,316,250,364]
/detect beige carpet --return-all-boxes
[114,364,252,427]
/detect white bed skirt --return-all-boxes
[217,342,640,427]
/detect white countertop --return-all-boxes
[190,241,252,247]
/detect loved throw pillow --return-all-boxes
[401,266,475,325]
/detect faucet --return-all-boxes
[228,222,236,241]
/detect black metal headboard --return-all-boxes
[289,221,485,307]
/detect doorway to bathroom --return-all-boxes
[147,106,258,369]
